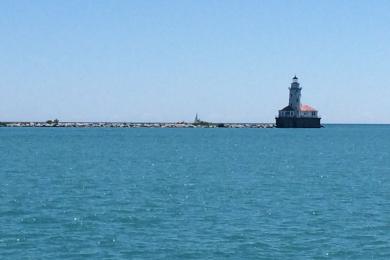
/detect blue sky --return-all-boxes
[1,0,390,123]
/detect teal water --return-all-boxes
[1,125,390,259]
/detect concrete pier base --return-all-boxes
[275,117,321,128]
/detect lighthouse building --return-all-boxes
[276,76,321,128]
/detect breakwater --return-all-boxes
[0,122,275,128]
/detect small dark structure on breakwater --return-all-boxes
[276,76,321,128]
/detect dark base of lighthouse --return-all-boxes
[275,117,321,128]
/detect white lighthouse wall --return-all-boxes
[279,110,318,118]
[288,87,301,111]
[299,111,318,118]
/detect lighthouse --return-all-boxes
[276,76,321,128]
[289,75,301,111]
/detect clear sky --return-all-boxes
[1,0,390,123]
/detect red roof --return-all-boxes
[300,104,317,112]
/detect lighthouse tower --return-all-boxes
[276,76,321,128]
[289,75,301,112]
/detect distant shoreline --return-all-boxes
[0,122,275,128]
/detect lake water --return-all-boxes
[1,125,390,259]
